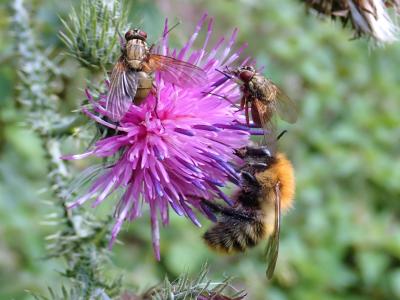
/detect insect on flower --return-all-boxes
[63,14,254,260]
[107,28,208,121]
[212,65,298,140]
[199,132,295,279]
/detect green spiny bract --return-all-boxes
[59,0,129,71]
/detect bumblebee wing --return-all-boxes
[265,183,281,279]
[106,57,138,121]
[273,83,298,124]
[147,54,207,87]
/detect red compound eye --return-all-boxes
[139,30,147,39]
[239,70,254,82]
[125,30,134,40]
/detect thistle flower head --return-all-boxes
[64,14,254,259]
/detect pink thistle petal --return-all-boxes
[177,13,208,61]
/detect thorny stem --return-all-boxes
[13,0,119,298]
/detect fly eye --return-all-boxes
[125,30,134,40]
[239,70,254,82]
[139,30,147,39]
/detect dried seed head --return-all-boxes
[304,0,400,43]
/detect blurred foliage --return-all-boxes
[10,0,124,298]
[1,0,400,299]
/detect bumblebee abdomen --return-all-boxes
[203,219,264,253]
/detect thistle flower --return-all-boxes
[64,15,256,259]
[119,265,246,300]
[303,0,400,43]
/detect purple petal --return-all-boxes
[250,128,268,135]
[216,188,235,206]
[177,13,208,60]
[174,128,195,136]
[192,124,220,132]
[150,201,161,260]
[180,197,201,227]
[214,123,249,131]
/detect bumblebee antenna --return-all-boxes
[276,130,288,141]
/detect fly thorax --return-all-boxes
[125,39,148,70]
[248,81,257,94]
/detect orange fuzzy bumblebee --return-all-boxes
[201,146,295,278]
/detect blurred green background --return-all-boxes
[1,0,400,299]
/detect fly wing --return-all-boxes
[265,183,281,279]
[251,98,277,153]
[106,57,138,121]
[147,54,207,88]
[272,82,298,124]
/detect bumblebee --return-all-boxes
[201,145,295,278]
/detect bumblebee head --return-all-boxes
[235,145,274,173]
[235,146,272,160]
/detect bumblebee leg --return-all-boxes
[201,199,255,221]
[241,171,260,187]
[234,147,247,159]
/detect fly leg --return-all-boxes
[244,98,250,126]
[151,85,165,129]
[153,91,160,119]
[201,92,241,110]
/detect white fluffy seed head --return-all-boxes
[349,0,399,44]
